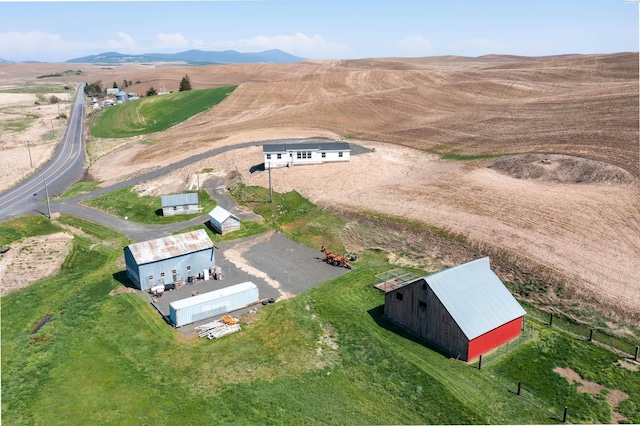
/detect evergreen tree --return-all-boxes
[84,80,103,97]
[113,81,118,89]
[179,75,192,92]
[146,87,158,96]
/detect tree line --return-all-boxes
[85,75,192,98]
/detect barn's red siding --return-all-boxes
[467,316,522,361]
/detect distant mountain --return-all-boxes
[65,49,305,65]
[0,58,14,64]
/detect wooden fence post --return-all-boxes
[589,328,594,342]
[635,346,639,362]
[562,406,568,423]
[478,355,483,370]
[517,380,521,396]
[549,313,553,327]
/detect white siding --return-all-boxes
[169,282,259,327]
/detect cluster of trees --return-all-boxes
[85,75,191,98]
[84,81,104,97]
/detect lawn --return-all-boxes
[56,181,103,200]
[90,86,237,138]
[82,187,216,224]
[2,189,639,424]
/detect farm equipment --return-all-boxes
[321,245,352,269]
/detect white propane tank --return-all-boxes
[203,269,209,281]
[149,284,165,294]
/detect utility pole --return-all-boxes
[26,140,33,168]
[268,162,272,203]
[43,176,51,219]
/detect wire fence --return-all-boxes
[526,309,639,358]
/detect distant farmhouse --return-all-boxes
[383,257,526,362]
[123,229,215,290]
[161,193,199,216]
[208,206,241,234]
[263,141,351,169]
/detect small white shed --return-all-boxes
[208,206,241,234]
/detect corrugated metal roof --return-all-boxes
[170,282,257,310]
[208,206,240,223]
[161,193,199,208]
[126,229,213,265]
[425,257,526,340]
[263,142,351,153]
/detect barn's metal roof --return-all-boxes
[161,193,199,208]
[208,206,240,223]
[126,229,213,265]
[425,257,526,340]
[263,142,351,153]
[170,282,257,310]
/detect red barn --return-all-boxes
[383,257,526,362]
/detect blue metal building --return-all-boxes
[124,229,215,290]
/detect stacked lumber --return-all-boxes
[195,320,241,339]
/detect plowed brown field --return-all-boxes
[1,53,638,320]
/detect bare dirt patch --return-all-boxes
[615,359,639,372]
[0,232,74,296]
[489,154,636,184]
[554,367,604,394]
[554,366,630,423]
[109,286,137,296]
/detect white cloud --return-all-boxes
[105,32,137,52]
[396,35,432,55]
[0,31,65,61]
[155,33,190,50]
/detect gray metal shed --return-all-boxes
[161,193,199,216]
[123,229,215,290]
[208,206,241,234]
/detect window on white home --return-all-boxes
[338,152,343,158]
[266,154,271,160]
[321,152,326,158]
[277,153,282,159]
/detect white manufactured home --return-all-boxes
[263,142,351,169]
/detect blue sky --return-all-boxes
[0,0,637,62]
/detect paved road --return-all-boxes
[0,84,86,221]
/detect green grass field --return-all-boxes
[2,190,639,425]
[90,86,237,138]
[83,187,216,224]
[56,181,103,200]
[0,83,71,94]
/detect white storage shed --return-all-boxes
[208,206,241,234]
[169,282,259,327]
